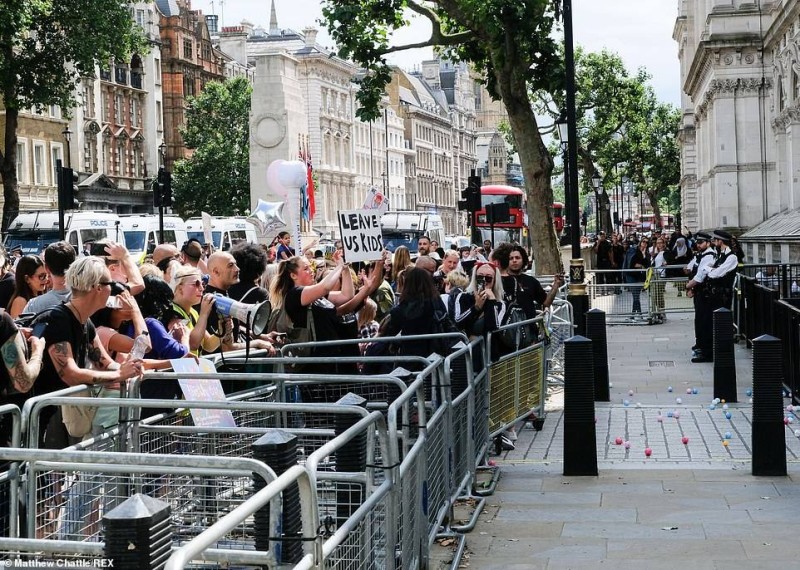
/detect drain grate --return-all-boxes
[649,360,675,367]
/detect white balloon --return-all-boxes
[267,160,289,198]
[277,160,308,189]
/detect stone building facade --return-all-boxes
[674,0,800,262]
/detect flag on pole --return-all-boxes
[299,140,316,220]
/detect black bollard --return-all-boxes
[103,494,171,570]
[585,309,610,402]
[713,308,737,402]
[252,430,302,564]
[751,335,787,476]
[563,336,598,476]
[568,293,589,337]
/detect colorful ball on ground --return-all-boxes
[624,441,631,449]
[676,398,682,405]
[668,386,673,393]
[725,412,732,420]
[682,436,689,444]
[645,448,652,457]
[692,388,698,395]
[746,389,752,397]
[615,437,623,445]
[724,432,732,439]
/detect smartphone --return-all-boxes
[31,321,47,338]
[476,275,486,291]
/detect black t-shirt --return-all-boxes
[33,304,97,397]
[0,272,15,314]
[502,274,546,319]
[285,286,340,346]
[595,239,613,265]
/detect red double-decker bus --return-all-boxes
[552,202,565,234]
[474,185,525,244]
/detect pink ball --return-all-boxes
[487,460,496,466]
[656,415,663,422]
[682,436,689,444]
[686,388,692,394]
[645,448,652,457]
[624,441,631,449]
[784,417,790,425]
[615,437,623,445]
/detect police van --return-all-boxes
[185,216,258,251]
[119,214,189,262]
[380,211,445,254]
[4,210,123,255]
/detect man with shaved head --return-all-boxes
[202,251,274,356]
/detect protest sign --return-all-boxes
[173,358,237,428]
[337,209,383,263]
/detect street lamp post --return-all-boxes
[591,171,602,234]
[556,113,569,245]
[61,126,72,169]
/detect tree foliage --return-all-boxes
[172,77,252,218]
[0,0,146,231]
[538,48,680,234]
[321,0,566,273]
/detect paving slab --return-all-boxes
[463,313,800,568]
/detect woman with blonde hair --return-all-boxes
[171,266,216,353]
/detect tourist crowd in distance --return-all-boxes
[0,232,563,453]
[592,227,746,363]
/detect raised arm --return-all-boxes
[1,332,45,393]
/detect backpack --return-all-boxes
[497,303,534,351]
[429,306,461,357]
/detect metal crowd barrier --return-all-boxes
[587,267,694,324]
[1,321,564,568]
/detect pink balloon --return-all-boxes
[267,160,289,198]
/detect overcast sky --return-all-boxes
[202,0,681,106]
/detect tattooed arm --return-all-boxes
[1,332,45,393]
[48,341,142,386]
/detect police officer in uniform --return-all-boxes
[686,230,738,363]
[684,232,716,361]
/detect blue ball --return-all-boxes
[724,432,732,439]
[725,412,732,420]
[692,388,698,394]
[746,389,753,397]
[668,386,673,392]
[623,399,630,407]
[709,404,716,411]
[667,410,674,418]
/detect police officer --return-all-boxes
[686,230,738,363]
[684,232,716,362]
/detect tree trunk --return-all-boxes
[647,190,662,229]
[493,67,562,274]
[1,108,20,233]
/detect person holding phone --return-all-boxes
[450,261,506,343]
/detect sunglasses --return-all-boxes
[33,273,48,281]
[477,275,494,283]
[181,279,203,288]
[98,281,114,287]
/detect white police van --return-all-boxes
[119,214,189,262]
[4,210,123,255]
[380,211,445,254]
[185,216,258,251]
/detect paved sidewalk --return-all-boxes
[457,313,800,569]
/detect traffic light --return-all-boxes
[458,174,482,212]
[57,165,80,210]
[152,167,164,208]
[486,202,510,224]
[162,170,172,207]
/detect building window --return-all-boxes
[51,144,64,185]
[183,38,193,60]
[102,92,110,122]
[15,140,27,184]
[116,94,125,124]
[33,142,46,185]
[156,101,163,130]
[130,98,138,127]
[155,58,161,83]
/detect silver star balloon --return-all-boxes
[247,199,287,237]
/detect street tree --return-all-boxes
[321,0,565,273]
[0,1,145,231]
[172,77,252,218]
[537,48,651,234]
[621,92,681,231]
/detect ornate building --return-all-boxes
[157,0,230,170]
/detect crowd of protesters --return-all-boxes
[0,232,565,455]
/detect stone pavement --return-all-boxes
[457,313,800,569]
